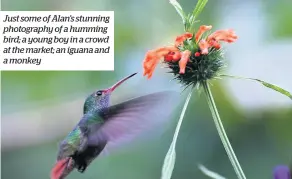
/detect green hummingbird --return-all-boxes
[50,72,179,179]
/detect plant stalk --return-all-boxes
[202,81,246,179]
[161,87,194,179]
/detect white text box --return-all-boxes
[0,11,114,70]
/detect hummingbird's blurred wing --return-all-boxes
[87,91,179,151]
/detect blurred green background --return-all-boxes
[1,0,292,179]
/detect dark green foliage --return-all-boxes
[165,48,224,87]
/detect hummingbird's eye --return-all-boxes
[95,90,103,96]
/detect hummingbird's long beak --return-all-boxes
[107,72,137,93]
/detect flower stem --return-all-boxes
[161,87,193,179]
[202,81,246,179]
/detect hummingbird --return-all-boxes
[50,72,179,179]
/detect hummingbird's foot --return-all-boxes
[77,164,87,173]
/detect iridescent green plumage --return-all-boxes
[66,127,81,145]
[60,106,104,152]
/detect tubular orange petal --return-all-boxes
[208,29,238,43]
[213,42,221,49]
[143,57,160,79]
[143,50,156,64]
[179,50,191,74]
[175,32,193,47]
[172,51,182,62]
[198,39,210,54]
[164,51,182,62]
[155,47,177,57]
[143,47,180,79]
[209,39,221,49]
[185,32,193,38]
[143,52,154,66]
[143,50,159,78]
[156,48,170,57]
[164,52,175,62]
[195,25,212,42]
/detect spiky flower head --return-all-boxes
[142,0,238,87]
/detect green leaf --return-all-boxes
[161,90,193,179]
[169,0,208,32]
[192,0,208,21]
[161,142,176,179]
[198,164,227,179]
[169,0,186,24]
[221,74,292,100]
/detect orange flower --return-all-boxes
[195,25,212,42]
[142,29,237,79]
[164,51,182,62]
[179,50,191,74]
[207,29,238,43]
[143,46,180,79]
[143,32,196,79]
[208,39,221,49]
[143,50,158,79]
[175,32,193,47]
[164,52,175,62]
[155,47,177,57]
[197,26,238,54]
[198,39,209,54]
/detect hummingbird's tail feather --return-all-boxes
[87,91,180,152]
[50,158,70,179]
